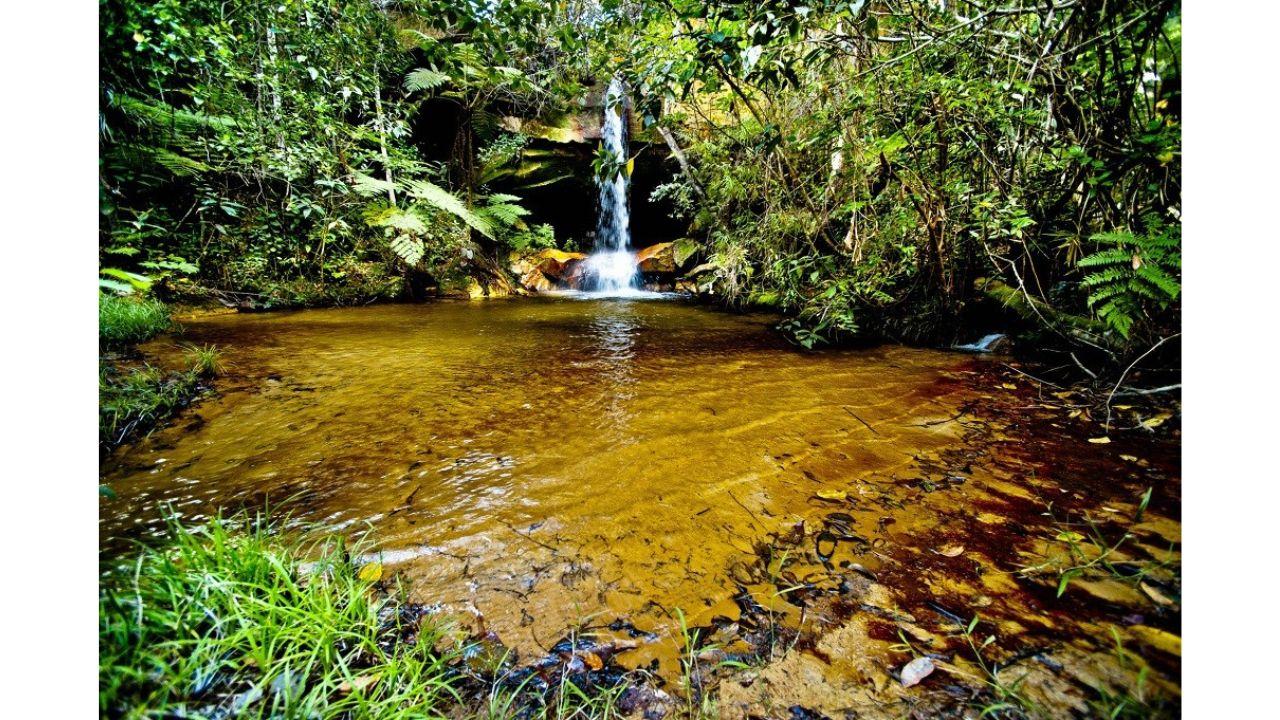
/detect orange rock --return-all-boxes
[636,242,675,273]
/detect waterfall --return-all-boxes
[581,77,640,294]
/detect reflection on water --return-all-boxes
[585,302,640,433]
[100,298,980,664]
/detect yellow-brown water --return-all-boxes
[100,299,1180,714]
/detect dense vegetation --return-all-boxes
[100,0,589,306]
[601,0,1180,360]
[100,0,1179,362]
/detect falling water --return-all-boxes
[581,77,640,294]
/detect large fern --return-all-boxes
[355,169,531,262]
[351,172,399,198]
[362,203,427,235]
[389,235,426,267]
[1077,227,1181,341]
[404,68,450,93]
[114,95,235,133]
[402,179,495,240]
[477,193,530,231]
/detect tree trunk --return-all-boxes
[657,124,704,198]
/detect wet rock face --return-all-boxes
[635,242,680,292]
[509,248,588,292]
[636,242,676,274]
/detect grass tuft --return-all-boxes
[99,293,171,344]
[180,342,226,378]
[100,514,461,719]
[99,365,203,450]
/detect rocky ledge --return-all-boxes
[509,241,699,294]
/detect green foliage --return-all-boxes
[101,0,583,301]
[99,294,171,344]
[99,514,460,718]
[404,179,496,240]
[1079,226,1181,342]
[590,0,1181,357]
[100,0,410,296]
[508,223,558,252]
[404,68,451,93]
[99,365,202,449]
[478,193,532,232]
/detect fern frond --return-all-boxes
[363,204,427,234]
[115,95,234,133]
[403,179,494,239]
[1089,231,1138,247]
[390,234,425,267]
[152,147,212,176]
[1077,227,1180,344]
[484,193,523,205]
[1076,248,1131,268]
[351,172,398,198]
[1134,265,1181,300]
[479,204,528,230]
[404,68,450,93]
[1079,267,1128,288]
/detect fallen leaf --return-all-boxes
[934,544,965,557]
[1088,437,1111,444]
[1140,582,1176,607]
[1140,412,1173,429]
[900,656,936,687]
[338,674,380,694]
[358,562,383,583]
[1130,625,1181,657]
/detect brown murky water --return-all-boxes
[100,298,1181,716]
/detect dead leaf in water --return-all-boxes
[1140,581,1176,607]
[934,544,965,557]
[1130,625,1181,657]
[1088,437,1111,444]
[900,656,936,687]
[358,562,383,583]
[1140,412,1173,430]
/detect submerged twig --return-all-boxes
[1106,334,1180,429]
[843,406,881,435]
